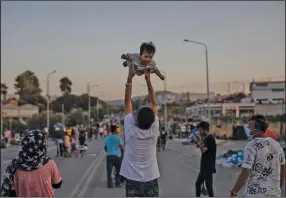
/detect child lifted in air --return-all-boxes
[121,42,165,80]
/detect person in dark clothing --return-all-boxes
[88,128,93,141]
[78,130,86,156]
[160,127,167,151]
[195,121,216,197]
[93,125,98,140]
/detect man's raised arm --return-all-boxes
[125,67,135,115]
[145,70,158,116]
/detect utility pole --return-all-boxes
[62,104,65,126]
[87,83,91,128]
[242,84,245,94]
[96,97,99,123]
[164,73,168,131]
[46,70,56,134]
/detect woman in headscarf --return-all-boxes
[0,130,62,197]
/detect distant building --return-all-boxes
[185,103,255,118]
[250,81,285,104]
[2,104,39,118]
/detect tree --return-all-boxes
[59,77,72,95]
[66,111,86,126]
[1,83,8,100]
[14,70,42,97]
[51,94,78,113]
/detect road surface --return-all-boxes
[1,138,285,196]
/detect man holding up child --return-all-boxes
[120,67,160,197]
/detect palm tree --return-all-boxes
[59,77,72,95]
[1,83,8,100]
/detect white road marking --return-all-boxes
[69,151,104,197]
[78,151,105,196]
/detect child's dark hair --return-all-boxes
[197,121,210,131]
[140,42,156,55]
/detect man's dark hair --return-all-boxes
[137,107,155,130]
[197,121,210,131]
[249,114,269,132]
[111,125,117,133]
[249,114,266,122]
[140,42,156,55]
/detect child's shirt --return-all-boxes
[126,53,157,76]
[71,136,76,145]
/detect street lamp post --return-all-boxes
[87,83,98,127]
[162,71,168,132]
[46,70,56,133]
[184,39,210,118]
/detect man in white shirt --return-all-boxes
[120,67,160,197]
[230,115,285,197]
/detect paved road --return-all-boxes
[77,139,246,197]
[1,138,285,196]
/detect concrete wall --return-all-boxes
[254,104,285,116]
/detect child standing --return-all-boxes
[121,42,165,80]
[64,132,71,157]
[71,134,76,154]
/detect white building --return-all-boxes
[186,103,255,118]
[250,81,285,104]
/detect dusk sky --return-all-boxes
[1,1,285,100]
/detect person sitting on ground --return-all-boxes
[120,67,160,197]
[0,130,62,197]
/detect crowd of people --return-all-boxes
[48,121,121,158]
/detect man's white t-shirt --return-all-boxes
[242,137,285,197]
[120,114,160,182]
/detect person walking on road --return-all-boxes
[104,125,124,188]
[99,123,104,139]
[160,127,167,151]
[230,115,285,197]
[195,121,216,197]
[0,130,62,197]
[120,68,160,197]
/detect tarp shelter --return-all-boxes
[232,125,247,140]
